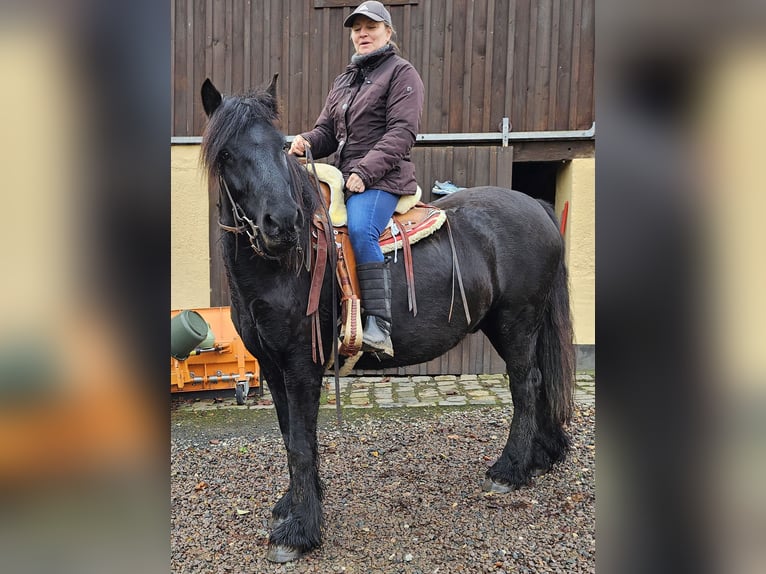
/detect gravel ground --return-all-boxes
[171,404,595,573]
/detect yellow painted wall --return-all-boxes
[171,145,211,309]
[556,158,595,346]
[704,43,766,388]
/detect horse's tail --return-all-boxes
[537,201,576,425]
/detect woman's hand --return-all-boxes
[288,134,309,156]
[345,173,366,193]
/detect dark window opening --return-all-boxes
[512,161,561,206]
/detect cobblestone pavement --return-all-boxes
[175,372,594,411]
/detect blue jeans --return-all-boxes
[346,189,399,264]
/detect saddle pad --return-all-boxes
[379,205,446,253]
[304,163,347,225]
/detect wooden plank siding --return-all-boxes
[172,0,595,138]
[412,145,513,204]
[175,0,594,374]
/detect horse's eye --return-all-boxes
[220,150,231,161]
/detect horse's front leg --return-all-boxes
[235,306,297,527]
[258,363,293,529]
[266,363,324,563]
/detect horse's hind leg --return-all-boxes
[482,316,542,492]
[526,260,575,477]
[530,391,570,476]
[485,361,541,492]
[499,363,569,479]
[482,297,573,491]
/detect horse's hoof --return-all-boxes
[482,478,514,494]
[266,544,303,563]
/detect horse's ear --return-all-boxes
[264,74,279,115]
[265,73,279,100]
[201,78,222,117]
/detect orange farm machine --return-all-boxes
[170,307,262,404]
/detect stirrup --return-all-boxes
[362,316,394,358]
[339,296,362,356]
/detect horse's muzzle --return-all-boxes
[260,207,302,254]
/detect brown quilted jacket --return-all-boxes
[301,45,424,197]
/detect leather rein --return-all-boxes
[304,147,343,424]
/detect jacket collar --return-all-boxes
[350,43,395,68]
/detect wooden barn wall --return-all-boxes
[173,0,594,374]
[172,0,595,137]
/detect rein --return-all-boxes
[304,147,343,425]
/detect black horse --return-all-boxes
[200,77,575,562]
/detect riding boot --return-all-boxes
[357,261,394,359]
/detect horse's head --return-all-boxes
[200,76,307,258]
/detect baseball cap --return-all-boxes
[343,1,392,27]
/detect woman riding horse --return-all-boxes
[289,1,425,360]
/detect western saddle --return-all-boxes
[303,162,446,359]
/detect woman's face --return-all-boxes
[350,16,392,55]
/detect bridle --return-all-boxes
[217,173,271,259]
[217,164,308,269]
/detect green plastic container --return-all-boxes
[171,310,208,360]
[200,323,215,348]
